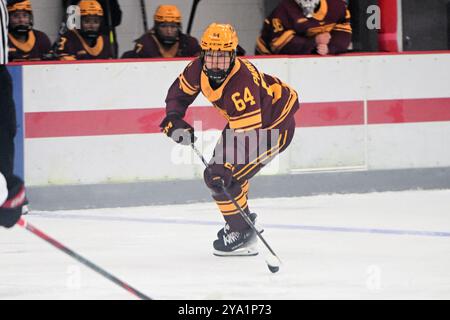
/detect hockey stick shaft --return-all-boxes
[140,0,148,32]
[17,218,152,300]
[191,144,281,262]
[104,0,117,59]
[186,0,201,35]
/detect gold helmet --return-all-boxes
[79,0,104,16]
[154,5,182,24]
[8,0,33,34]
[201,23,239,83]
[7,0,32,13]
[154,5,182,45]
[201,23,238,52]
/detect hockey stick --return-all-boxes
[186,0,201,35]
[190,143,281,273]
[104,0,117,59]
[139,0,148,33]
[17,218,152,300]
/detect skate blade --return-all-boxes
[213,246,259,257]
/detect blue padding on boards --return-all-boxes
[7,66,24,180]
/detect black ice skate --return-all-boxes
[216,212,264,239]
[213,227,258,256]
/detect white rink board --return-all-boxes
[367,122,450,169]
[22,53,450,186]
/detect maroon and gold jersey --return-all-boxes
[8,30,51,62]
[130,29,201,58]
[256,0,352,55]
[165,57,299,132]
[55,30,113,60]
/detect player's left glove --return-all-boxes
[160,113,196,146]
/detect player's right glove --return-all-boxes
[160,113,196,146]
[204,163,235,193]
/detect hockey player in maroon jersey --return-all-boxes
[7,0,51,62]
[256,0,352,55]
[55,0,113,60]
[124,4,200,59]
[160,23,300,256]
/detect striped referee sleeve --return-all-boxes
[0,0,8,64]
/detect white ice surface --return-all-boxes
[1,190,449,300]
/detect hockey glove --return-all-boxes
[204,163,235,193]
[0,177,27,229]
[160,113,196,146]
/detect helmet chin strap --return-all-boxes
[80,29,100,40]
[157,34,178,46]
[206,68,227,84]
[9,24,31,38]
[10,25,31,34]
